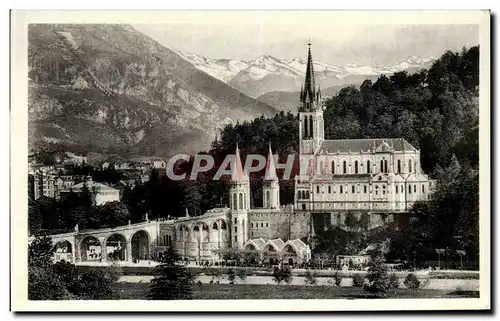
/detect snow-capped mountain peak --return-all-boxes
[177,51,436,97]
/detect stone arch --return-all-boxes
[79,236,102,262]
[245,243,257,251]
[178,224,189,241]
[105,233,127,261]
[54,240,72,253]
[54,240,73,262]
[281,244,298,265]
[212,222,219,230]
[131,230,150,261]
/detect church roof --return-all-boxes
[319,138,417,154]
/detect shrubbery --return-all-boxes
[352,274,365,287]
[304,269,317,285]
[272,265,292,284]
[404,273,421,289]
[334,271,343,286]
[388,273,400,289]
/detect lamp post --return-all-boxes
[435,248,445,270]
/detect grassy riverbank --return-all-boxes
[77,265,479,279]
[114,283,479,300]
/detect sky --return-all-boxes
[133,12,479,66]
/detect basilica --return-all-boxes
[294,44,436,215]
[45,45,436,266]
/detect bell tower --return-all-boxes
[298,43,324,155]
[229,144,250,249]
[263,142,280,209]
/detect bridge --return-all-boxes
[30,208,234,265]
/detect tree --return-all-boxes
[344,212,358,229]
[272,265,292,284]
[148,247,194,300]
[304,269,317,285]
[28,236,54,268]
[28,198,42,235]
[69,267,118,300]
[364,251,390,297]
[227,269,236,284]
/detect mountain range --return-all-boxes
[28,24,277,159]
[177,51,437,99]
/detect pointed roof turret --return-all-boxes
[231,143,249,182]
[302,42,316,104]
[264,142,278,181]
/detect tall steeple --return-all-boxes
[301,42,317,106]
[264,142,278,181]
[263,142,280,209]
[231,143,248,182]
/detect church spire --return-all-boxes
[264,142,278,181]
[301,42,317,106]
[231,143,248,182]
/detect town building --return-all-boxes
[61,178,120,205]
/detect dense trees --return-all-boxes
[148,247,194,300]
[28,236,120,300]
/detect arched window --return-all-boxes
[364,185,367,193]
[305,191,310,199]
[408,185,411,194]
[352,185,355,193]
[367,160,371,174]
[409,159,413,173]
[266,190,270,208]
[414,185,417,193]
[422,185,425,193]
[343,161,347,174]
[354,161,359,174]
[397,159,401,173]
[384,160,388,173]
[380,160,384,173]
[303,117,308,138]
[396,185,399,193]
[340,186,343,193]
[316,186,320,193]
[239,193,243,209]
[233,193,237,210]
[328,185,331,193]
[309,115,314,138]
[331,161,335,174]
[243,193,246,209]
